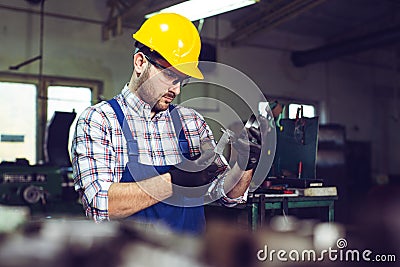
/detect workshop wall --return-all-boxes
[220,46,398,176]
[1,0,399,176]
[200,20,399,176]
[0,0,131,97]
[210,23,399,177]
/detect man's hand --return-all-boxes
[170,161,219,187]
[233,116,268,170]
[170,141,221,187]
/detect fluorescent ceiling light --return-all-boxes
[145,0,259,21]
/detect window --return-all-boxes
[0,73,102,165]
[258,98,318,120]
[288,103,316,119]
[47,86,92,154]
[0,82,37,163]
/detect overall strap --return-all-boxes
[107,99,189,158]
[107,98,134,142]
[169,104,190,158]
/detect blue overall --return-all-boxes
[107,99,205,234]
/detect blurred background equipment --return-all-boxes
[0,111,81,217]
[270,106,319,180]
[44,111,76,167]
[264,105,322,191]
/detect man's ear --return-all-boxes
[133,52,147,75]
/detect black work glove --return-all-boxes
[170,162,219,187]
[233,116,268,170]
[170,144,221,187]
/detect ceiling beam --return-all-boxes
[223,0,327,46]
[102,0,182,41]
[102,0,146,40]
[291,24,400,67]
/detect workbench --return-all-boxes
[248,193,338,231]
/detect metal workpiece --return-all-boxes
[214,128,235,156]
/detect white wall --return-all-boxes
[0,0,133,98]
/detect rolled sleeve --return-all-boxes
[194,114,248,207]
[72,106,116,222]
[80,180,113,222]
[214,175,248,207]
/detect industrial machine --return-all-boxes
[0,111,82,216]
[0,162,62,205]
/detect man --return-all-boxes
[71,13,262,234]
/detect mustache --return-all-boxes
[163,92,176,99]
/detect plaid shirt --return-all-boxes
[72,85,242,221]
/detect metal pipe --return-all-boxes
[0,3,104,25]
[291,25,400,67]
[39,0,44,81]
[9,55,42,70]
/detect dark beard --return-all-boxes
[135,66,158,107]
[134,66,176,113]
[152,91,176,113]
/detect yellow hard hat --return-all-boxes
[133,13,203,79]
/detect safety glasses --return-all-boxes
[143,54,191,87]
